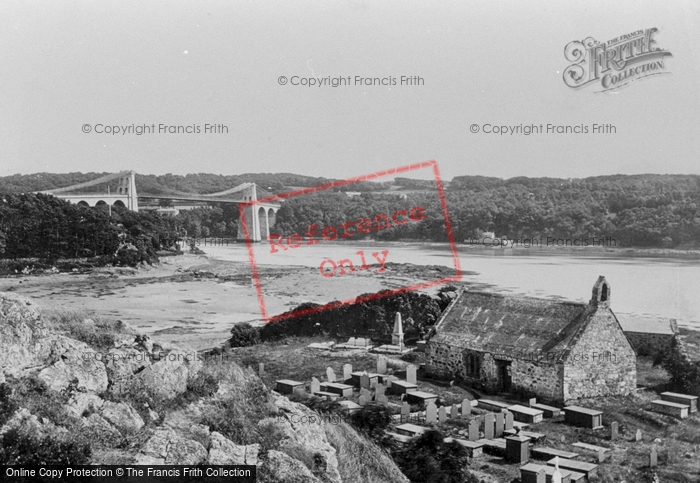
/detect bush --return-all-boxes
[659,338,700,396]
[0,427,91,465]
[394,430,478,483]
[229,323,261,347]
[0,383,18,426]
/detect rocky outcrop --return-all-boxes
[207,431,260,465]
[259,393,341,483]
[100,401,144,434]
[104,347,151,383]
[137,428,208,465]
[65,392,104,418]
[135,349,202,400]
[259,450,324,483]
[0,293,48,377]
[0,408,69,440]
[37,335,109,393]
[79,413,125,448]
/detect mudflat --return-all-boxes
[0,253,463,351]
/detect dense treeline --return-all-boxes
[258,288,455,343]
[0,193,180,266]
[2,172,699,248]
[271,174,700,248]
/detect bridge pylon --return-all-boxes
[116,171,138,212]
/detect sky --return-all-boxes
[1,0,699,181]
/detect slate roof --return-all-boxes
[431,291,597,355]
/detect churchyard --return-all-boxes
[223,336,700,482]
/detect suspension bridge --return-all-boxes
[35,171,281,242]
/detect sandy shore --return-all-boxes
[0,253,465,351]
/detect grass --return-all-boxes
[325,421,409,483]
[41,306,133,351]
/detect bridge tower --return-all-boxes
[116,171,139,212]
[235,184,279,242]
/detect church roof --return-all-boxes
[431,290,597,355]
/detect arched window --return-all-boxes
[465,353,480,377]
[601,283,609,302]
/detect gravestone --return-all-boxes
[407,365,417,384]
[375,384,386,398]
[635,429,642,442]
[356,337,367,347]
[348,337,357,346]
[560,435,566,443]
[360,374,370,389]
[258,363,265,376]
[484,413,495,440]
[505,411,514,431]
[598,449,606,463]
[386,375,398,388]
[311,377,320,394]
[438,406,447,424]
[462,399,471,418]
[293,385,306,397]
[376,394,388,406]
[370,377,378,389]
[359,395,367,406]
[377,356,387,375]
[451,405,459,419]
[326,367,336,383]
[495,412,505,437]
[610,421,619,441]
[468,418,480,441]
[360,388,372,401]
[401,402,410,423]
[529,398,537,407]
[650,446,657,468]
[426,402,437,424]
[535,467,546,483]
[343,364,353,381]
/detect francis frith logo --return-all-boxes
[563,28,672,92]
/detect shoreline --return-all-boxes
[1,244,698,351]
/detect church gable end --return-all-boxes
[563,277,637,402]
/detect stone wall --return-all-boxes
[509,358,563,402]
[624,331,675,357]
[425,341,465,379]
[426,342,563,401]
[563,308,637,402]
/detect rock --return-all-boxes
[258,393,341,483]
[65,393,104,418]
[113,320,137,334]
[83,318,95,326]
[103,347,151,385]
[206,431,260,465]
[0,293,48,377]
[80,413,125,448]
[136,349,202,400]
[147,410,160,423]
[134,334,153,353]
[100,401,144,434]
[140,429,207,465]
[37,335,108,393]
[0,407,68,440]
[260,450,324,483]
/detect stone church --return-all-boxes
[425,276,637,403]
